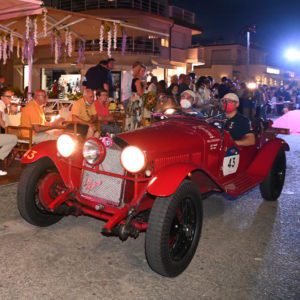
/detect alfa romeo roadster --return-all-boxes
[18,114,289,277]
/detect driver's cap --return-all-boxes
[223,93,239,103]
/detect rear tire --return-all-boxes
[145,180,203,277]
[260,150,286,201]
[17,158,64,227]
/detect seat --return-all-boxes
[111,111,126,132]
[5,125,34,155]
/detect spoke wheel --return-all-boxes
[145,180,203,277]
[260,150,286,201]
[169,198,197,261]
[18,158,64,227]
[38,172,66,210]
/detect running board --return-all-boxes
[222,173,260,197]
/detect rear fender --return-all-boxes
[22,141,83,189]
[247,138,289,178]
[147,163,198,197]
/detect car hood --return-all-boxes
[117,117,221,156]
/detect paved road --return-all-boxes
[0,135,299,300]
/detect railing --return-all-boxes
[207,59,265,65]
[169,6,195,24]
[44,0,167,16]
[75,37,161,55]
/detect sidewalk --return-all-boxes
[0,160,22,185]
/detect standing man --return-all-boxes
[121,61,142,111]
[178,74,189,95]
[84,60,110,92]
[218,76,231,99]
[106,58,115,98]
[222,93,255,146]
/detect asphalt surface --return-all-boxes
[0,135,299,300]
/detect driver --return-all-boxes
[180,90,203,116]
[222,93,255,146]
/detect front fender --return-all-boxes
[22,141,83,189]
[147,162,198,197]
[247,138,289,178]
[22,141,58,164]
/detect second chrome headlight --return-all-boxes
[83,138,106,165]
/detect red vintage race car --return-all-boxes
[18,114,289,277]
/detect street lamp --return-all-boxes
[243,24,256,80]
[285,48,300,61]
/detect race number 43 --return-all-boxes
[223,147,240,176]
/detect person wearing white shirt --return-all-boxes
[0,88,17,176]
[147,76,158,94]
[0,88,14,130]
[121,61,142,110]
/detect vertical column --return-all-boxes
[246,31,250,80]
[27,54,33,100]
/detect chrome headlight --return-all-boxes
[121,146,146,173]
[83,138,106,166]
[57,134,76,158]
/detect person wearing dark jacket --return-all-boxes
[84,60,109,92]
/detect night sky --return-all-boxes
[171,0,300,69]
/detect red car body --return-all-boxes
[19,115,289,276]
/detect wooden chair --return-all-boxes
[111,111,126,132]
[5,126,34,154]
[3,126,33,167]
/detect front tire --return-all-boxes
[17,157,64,227]
[260,150,286,201]
[145,180,203,277]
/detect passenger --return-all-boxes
[21,89,65,144]
[222,93,255,146]
[180,90,203,117]
[155,95,179,113]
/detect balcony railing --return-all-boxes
[169,6,195,25]
[44,0,167,16]
[75,37,161,55]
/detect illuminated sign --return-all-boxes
[266,67,280,75]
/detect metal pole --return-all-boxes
[152,38,154,54]
[28,53,33,100]
[247,31,250,80]
[132,37,135,52]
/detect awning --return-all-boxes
[0,0,44,21]
[151,58,185,69]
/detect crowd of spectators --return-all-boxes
[0,64,299,176]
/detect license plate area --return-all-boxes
[80,171,124,206]
[80,147,125,206]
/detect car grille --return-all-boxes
[80,146,125,206]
